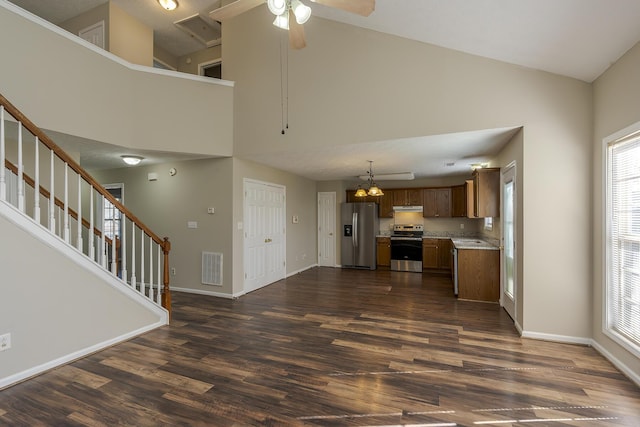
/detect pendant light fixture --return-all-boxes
[355,160,384,197]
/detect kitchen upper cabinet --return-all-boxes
[378,190,394,218]
[376,237,391,266]
[423,188,451,218]
[451,185,467,217]
[393,189,422,206]
[467,168,500,218]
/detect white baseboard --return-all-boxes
[0,321,165,390]
[286,263,318,277]
[521,330,592,346]
[172,287,235,299]
[591,340,640,387]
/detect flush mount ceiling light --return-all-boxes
[470,162,489,170]
[355,160,384,197]
[158,0,179,11]
[358,172,415,181]
[121,155,144,166]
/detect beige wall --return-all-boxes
[0,206,164,387]
[0,3,234,158]
[224,7,593,340]
[108,2,153,67]
[178,46,223,76]
[592,42,640,379]
[91,158,235,296]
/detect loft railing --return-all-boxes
[0,94,171,316]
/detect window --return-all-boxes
[605,122,640,357]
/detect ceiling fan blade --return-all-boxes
[289,11,306,49]
[209,0,266,22]
[311,0,375,17]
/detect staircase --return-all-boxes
[0,94,171,313]
[0,93,174,389]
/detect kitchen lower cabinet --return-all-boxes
[376,237,391,267]
[457,249,500,302]
[423,238,452,270]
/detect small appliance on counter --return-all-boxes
[390,224,424,272]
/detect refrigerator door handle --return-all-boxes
[353,212,358,247]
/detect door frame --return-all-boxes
[243,178,286,293]
[500,162,517,321]
[317,191,336,267]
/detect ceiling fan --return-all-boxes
[209,0,375,49]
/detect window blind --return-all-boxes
[607,134,640,351]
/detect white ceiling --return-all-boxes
[7,0,640,180]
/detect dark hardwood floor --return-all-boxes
[1,267,639,426]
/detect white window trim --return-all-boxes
[603,120,640,358]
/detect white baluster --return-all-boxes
[63,163,69,243]
[101,195,107,269]
[0,105,5,201]
[49,151,55,232]
[148,235,154,301]
[140,229,145,294]
[76,175,83,251]
[110,221,117,275]
[121,213,127,282]
[156,243,162,304]
[131,222,136,289]
[34,136,40,223]
[17,123,24,212]
[89,187,95,260]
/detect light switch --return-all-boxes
[292,215,299,224]
[187,221,198,229]
[207,207,215,214]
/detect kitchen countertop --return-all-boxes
[451,237,499,250]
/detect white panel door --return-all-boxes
[78,21,105,49]
[501,164,516,320]
[244,180,286,293]
[317,192,336,267]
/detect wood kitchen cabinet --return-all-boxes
[376,237,391,267]
[423,188,451,218]
[422,239,439,269]
[393,188,422,206]
[457,249,500,302]
[378,190,395,218]
[467,168,500,218]
[422,238,452,270]
[451,185,467,217]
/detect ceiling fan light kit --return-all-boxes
[267,0,287,16]
[273,12,289,30]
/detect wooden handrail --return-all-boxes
[0,94,167,249]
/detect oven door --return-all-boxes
[390,238,423,272]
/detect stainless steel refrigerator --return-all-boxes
[341,203,379,270]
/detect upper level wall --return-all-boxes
[0,1,233,158]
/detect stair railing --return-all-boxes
[0,94,171,316]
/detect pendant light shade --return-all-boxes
[354,186,368,197]
[367,184,383,197]
[291,0,312,24]
[267,0,287,15]
[273,12,289,30]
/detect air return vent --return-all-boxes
[202,252,222,285]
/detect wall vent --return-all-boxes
[202,252,222,286]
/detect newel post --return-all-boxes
[161,237,172,319]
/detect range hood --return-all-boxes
[393,206,423,212]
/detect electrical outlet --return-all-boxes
[0,333,11,352]
[171,268,176,276]
[460,223,465,229]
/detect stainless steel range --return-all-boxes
[390,224,424,272]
